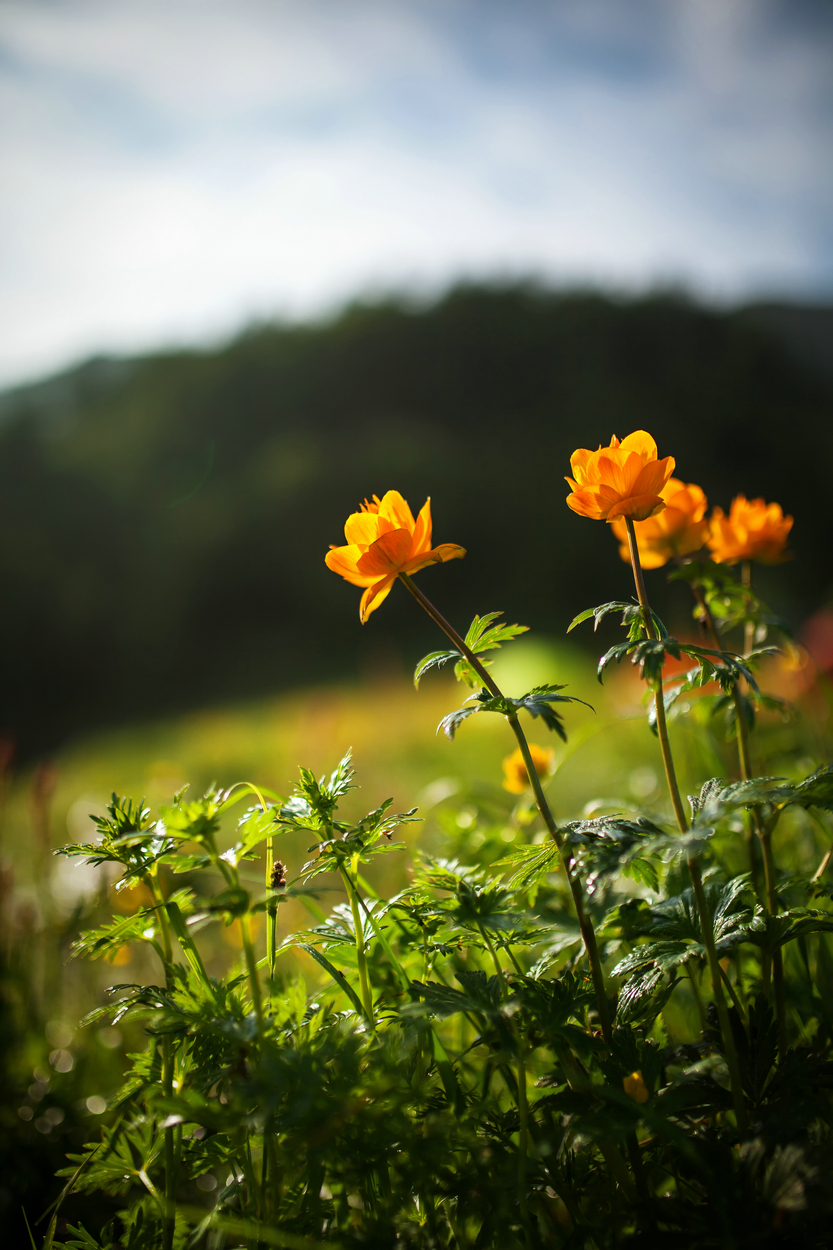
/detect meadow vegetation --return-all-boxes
[3,443,832,1248]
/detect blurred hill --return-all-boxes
[1,284,831,759]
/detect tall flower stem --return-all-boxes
[340,857,375,1026]
[240,912,265,1032]
[689,576,787,1053]
[625,521,748,1132]
[688,581,763,898]
[148,871,177,1250]
[398,572,613,1043]
[265,835,278,993]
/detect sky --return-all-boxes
[1,0,831,388]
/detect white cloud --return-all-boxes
[0,0,830,386]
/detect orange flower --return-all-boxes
[565,431,675,523]
[707,495,793,565]
[623,1071,649,1103]
[502,743,555,795]
[325,490,466,622]
[611,478,709,569]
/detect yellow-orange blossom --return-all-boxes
[325,490,466,621]
[565,431,675,523]
[502,743,555,795]
[707,495,793,565]
[611,478,709,569]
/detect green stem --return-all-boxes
[162,1037,176,1250]
[742,561,755,657]
[147,870,177,1250]
[477,915,531,1214]
[689,579,764,897]
[240,913,264,1031]
[398,571,613,1043]
[719,961,747,1031]
[477,922,508,994]
[516,1044,531,1237]
[690,574,786,1047]
[626,520,748,1133]
[686,960,707,1034]
[266,835,278,996]
[340,858,374,1025]
[759,826,788,1054]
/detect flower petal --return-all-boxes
[566,483,622,519]
[402,543,466,574]
[325,544,379,587]
[569,447,595,484]
[632,456,676,499]
[411,497,433,555]
[377,490,415,533]
[344,509,388,547]
[619,430,658,461]
[356,528,414,576]
[606,495,666,522]
[359,575,396,622]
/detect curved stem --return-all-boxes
[689,573,786,1052]
[340,858,374,1026]
[398,572,613,1042]
[161,1038,176,1250]
[625,524,688,829]
[742,561,754,657]
[689,579,764,899]
[625,521,748,1132]
[516,1043,531,1237]
[147,870,177,1250]
[686,961,707,1034]
[240,912,265,1031]
[265,834,276,960]
[719,961,747,1031]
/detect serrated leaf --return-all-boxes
[498,842,562,892]
[414,650,460,689]
[438,703,481,740]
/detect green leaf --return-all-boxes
[406,970,505,1020]
[414,650,460,688]
[297,943,369,1020]
[165,900,212,988]
[70,911,158,962]
[438,703,481,740]
[561,815,663,891]
[568,600,642,634]
[743,908,833,949]
[441,684,592,742]
[464,612,528,654]
[499,842,562,892]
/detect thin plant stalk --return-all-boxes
[689,574,787,1053]
[266,834,278,992]
[340,857,375,1025]
[399,571,653,1206]
[689,579,762,896]
[740,563,788,1054]
[477,919,530,1217]
[516,1043,531,1237]
[398,571,613,1043]
[625,520,748,1132]
[686,961,707,1034]
[742,561,755,657]
[240,913,265,1031]
[148,870,177,1250]
[719,963,748,1030]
